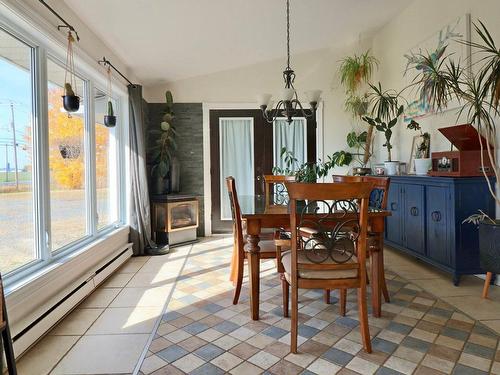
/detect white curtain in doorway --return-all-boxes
[219,118,254,220]
[273,118,307,172]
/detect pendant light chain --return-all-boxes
[286,0,290,69]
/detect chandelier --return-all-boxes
[258,0,321,124]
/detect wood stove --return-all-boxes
[151,194,199,246]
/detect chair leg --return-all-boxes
[323,289,330,304]
[357,285,372,353]
[382,277,390,302]
[482,272,493,299]
[2,304,17,375]
[339,289,347,316]
[281,275,289,317]
[290,282,299,354]
[232,254,245,305]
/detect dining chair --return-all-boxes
[281,182,374,353]
[263,175,296,208]
[0,274,17,375]
[227,177,281,305]
[329,175,391,315]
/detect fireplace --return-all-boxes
[151,195,199,246]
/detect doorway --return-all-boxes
[209,109,316,233]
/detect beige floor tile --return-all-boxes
[443,295,500,320]
[50,308,103,335]
[481,320,500,335]
[384,356,418,375]
[309,357,342,375]
[51,334,150,374]
[126,272,177,288]
[421,354,454,374]
[211,352,244,371]
[458,352,492,372]
[87,306,162,334]
[171,353,205,373]
[247,351,280,369]
[411,276,484,298]
[80,287,121,308]
[346,357,378,375]
[16,335,79,375]
[140,354,167,374]
[117,258,146,273]
[110,285,172,307]
[230,361,264,375]
[101,272,135,288]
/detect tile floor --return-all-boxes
[15,236,500,374]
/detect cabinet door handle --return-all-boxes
[390,202,397,211]
[431,211,442,222]
[410,207,419,216]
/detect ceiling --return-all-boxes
[63,0,412,85]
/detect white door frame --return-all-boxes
[202,102,324,236]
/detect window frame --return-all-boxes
[0,7,128,284]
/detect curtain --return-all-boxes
[128,85,156,255]
[273,118,306,171]
[219,118,254,220]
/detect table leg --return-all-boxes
[245,220,261,320]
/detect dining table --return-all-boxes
[237,194,391,321]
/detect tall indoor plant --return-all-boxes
[149,91,177,194]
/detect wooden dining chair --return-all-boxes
[281,182,373,353]
[328,175,391,315]
[1,274,17,375]
[227,177,281,305]
[263,175,296,208]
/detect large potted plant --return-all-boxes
[362,83,415,175]
[339,50,379,169]
[409,20,500,286]
[149,91,177,194]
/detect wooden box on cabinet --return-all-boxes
[384,175,495,285]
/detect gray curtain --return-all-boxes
[128,85,156,255]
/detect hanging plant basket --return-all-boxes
[62,31,80,113]
[59,144,81,159]
[103,66,117,127]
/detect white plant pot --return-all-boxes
[384,161,400,176]
[414,158,432,175]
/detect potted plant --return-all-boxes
[62,32,80,113]
[407,121,431,175]
[339,50,379,167]
[463,210,500,297]
[362,83,413,175]
[104,66,117,127]
[149,90,177,194]
[346,130,372,175]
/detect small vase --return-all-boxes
[414,158,431,175]
[384,161,400,176]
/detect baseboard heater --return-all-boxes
[12,243,133,357]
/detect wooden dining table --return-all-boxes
[237,194,391,321]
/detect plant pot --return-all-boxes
[152,176,168,195]
[479,221,500,273]
[414,158,432,175]
[104,115,116,127]
[170,157,180,193]
[62,95,80,112]
[384,161,400,176]
[352,167,372,176]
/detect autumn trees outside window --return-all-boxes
[0,21,125,278]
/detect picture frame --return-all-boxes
[408,134,431,173]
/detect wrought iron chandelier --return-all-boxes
[258,0,321,124]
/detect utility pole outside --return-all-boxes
[10,102,18,190]
[4,144,8,182]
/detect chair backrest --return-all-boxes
[332,175,390,210]
[226,176,244,253]
[285,182,373,279]
[264,175,296,206]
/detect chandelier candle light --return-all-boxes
[258,0,321,124]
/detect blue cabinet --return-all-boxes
[384,176,495,285]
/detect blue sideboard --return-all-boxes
[384,175,495,285]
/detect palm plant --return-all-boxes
[407,20,500,202]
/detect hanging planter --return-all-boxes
[62,31,80,113]
[104,66,116,127]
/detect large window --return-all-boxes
[47,59,88,251]
[0,22,124,277]
[94,88,118,230]
[0,28,35,274]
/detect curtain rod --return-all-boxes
[98,57,136,87]
[38,0,80,41]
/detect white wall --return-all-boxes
[371,0,500,165]
[144,40,374,173]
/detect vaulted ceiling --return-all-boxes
[63,0,412,85]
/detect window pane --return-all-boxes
[0,29,36,273]
[94,88,118,229]
[273,118,307,172]
[47,59,87,251]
